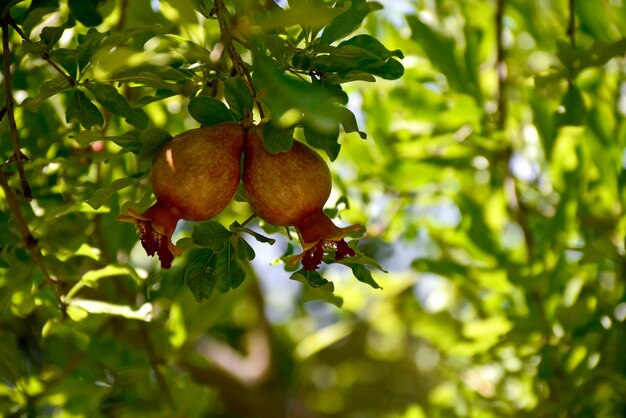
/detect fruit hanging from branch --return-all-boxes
[119,122,245,268]
[242,124,361,270]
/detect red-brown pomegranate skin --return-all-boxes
[242,125,331,228]
[243,125,359,270]
[151,122,244,221]
[119,122,244,268]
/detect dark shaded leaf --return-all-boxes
[224,77,254,119]
[192,221,232,251]
[138,128,172,162]
[77,28,109,72]
[65,89,103,129]
[303,114,341,161]
[188,96,236,126]
[214,243,245,292]
[262,119,295,153]
[68,0,102,27]
[290,269,343,307]
[88,82,148,129]
[184,250,217,302]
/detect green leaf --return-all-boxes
[86,172,146,209]
[290,269,343,307]
[67,0,102,27]
[77,29,109,71]
[339,34,404,59]
[21,76,72,111]
[40,25,65,47]
[233,236,256,261]
[213,243,246,292]
[229,221,276,245]
[68,299,153,321]
[365,58,404,80]
[184,250,218,302]
[320,0,371,45]
[303,114,341,161]
[262,119,295,153]
[224,78,253,119]
[192,221,233,251]
[339,107,366,139]
[349,264,381,289]
[188,96,236,126]
[138,128,172,162]
[252,51,341,133]
[65,89,103,129]
[50,48,78,79]
[556,84,587,127]
[88,82,149,129]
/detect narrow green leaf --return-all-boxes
[224,78,253,119]
[262,119,295,153]
[86,172,146,209]
[230,221,276,245]
[188,96,236,126]
[65,89,103,129]
[184,250,217,302]
[88,82,148,129]
[69,299,153,321]
[192,221,232,251]
[21,77,72,111]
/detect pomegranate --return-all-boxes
[243,124,360,270]
[119,122,244,268]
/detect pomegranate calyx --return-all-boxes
[117,201,182,269]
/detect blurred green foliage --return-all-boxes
[1,0,626,417]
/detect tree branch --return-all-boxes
[2,16,31,200]
[0,170,67,316]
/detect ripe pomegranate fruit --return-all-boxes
[243,124,360,270]
[119,122,244,268]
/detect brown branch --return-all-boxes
[8,17,75,86]
[495,0,506,130]
[0,170,67,315]
[2,16,31,200]
[213,0,265,121]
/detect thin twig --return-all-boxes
[567,0,576,48]
[495,0,506,130]
[2,16,31,200]
[8,17,75,86]
[0,170,67,316]
[213,0,265,120]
